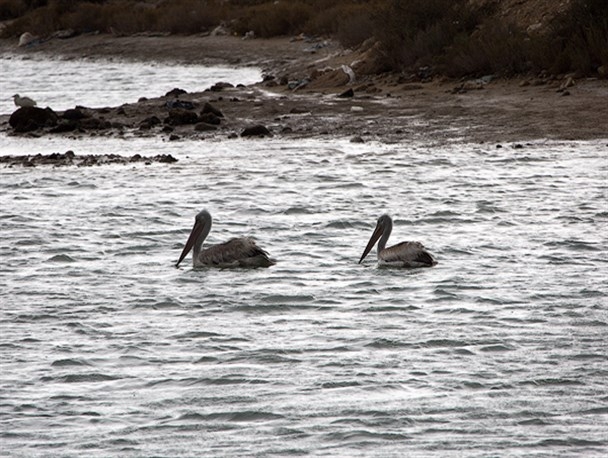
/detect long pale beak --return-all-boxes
[175,221,204,267]
[359,223,383,264]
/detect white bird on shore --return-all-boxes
[13,94,37,108]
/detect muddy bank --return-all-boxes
[1,33,607,144]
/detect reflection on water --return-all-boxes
[1,56,607,457]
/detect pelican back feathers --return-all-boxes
[379,241,437,268]
[197,236,275,268]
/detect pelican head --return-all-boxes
[175,209,212,267]
[359,214,392,264]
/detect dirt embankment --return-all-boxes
[1,33,607,145]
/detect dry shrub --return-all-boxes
[0,0,28,20]
[541,0,608,75]
[2,0,605,78]
[374,0,488,72]
[336,4,377,49]
[233,1,313,37]
[443,20,530,76]
[303,2,378,47]
[60,3,107,33]
[155,0,229,35]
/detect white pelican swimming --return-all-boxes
[176,209,275,268]
[13,94,37,108]
[359,214,437,267]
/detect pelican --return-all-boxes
[176,209,275,268]
[359,214,437,267]
[13,94,37,108]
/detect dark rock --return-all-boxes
[156,154,178,163]
[53,29,77,39]
[350,136,365,143]
[165,109,199,126]
[9,106,58,132]
[241,125,272,137]
[201,102,224,118]
[63,108,87,120]
[49,121,77,133]
[165,88,187,97]
[0,151,176,167]
[79,117,111,130]
[338,88,354,98]
[194,122,218,132]
[140,116,161,129]
[199,112,221,125]
[169,134,180,141]
[208,82,234,92]
[165,100,195,110]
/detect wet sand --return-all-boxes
[1,33,607,144]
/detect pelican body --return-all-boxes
[176,209,275,268]
[359,214,437,267]
[13,94,37,108]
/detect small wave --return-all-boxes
[517,418,550,426]
[283,206,315,215]
[420,339,470,348]
[519,378,584,387]
[194,356,219,364]
[176,410,285,423]
[47,254,76,263]
[325,429,409,442]
[580,406,608,415]
[172,331,223,339]
[319,380,363,389]
[130,297,184,309]
[262,294,317,304]
[40,373,121,383]
[479,344,515,352]
[533,438,606,447]
[543,239,602,252]
[365,338,411,349]
[50,358,93,367]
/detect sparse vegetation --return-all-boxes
[1,0,606,78]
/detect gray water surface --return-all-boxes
[0,55,260,113]
[1,57,608,457]
[1,136,607,457]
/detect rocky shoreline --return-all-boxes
[1,33,607,147]
[0,150,178,167]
